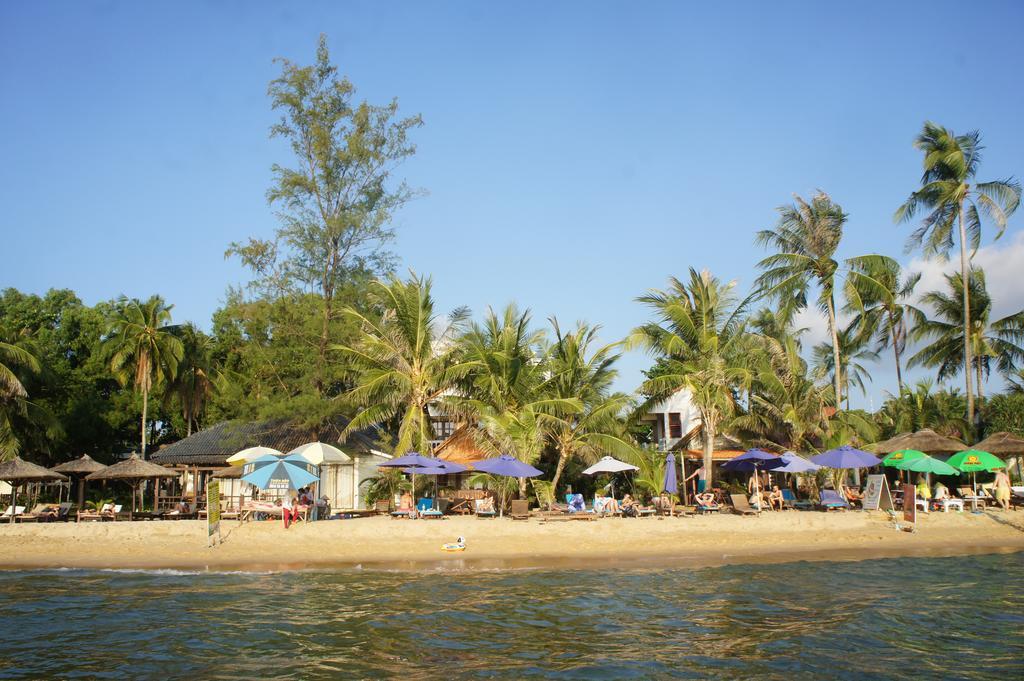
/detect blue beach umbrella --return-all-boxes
[773,452,821,474]
[810,445,881,469]
[241,454,319,492]
[473,454,542,478]
[377,452,438,468]
[722,449,784,505]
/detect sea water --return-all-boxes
[0,552,1022,679]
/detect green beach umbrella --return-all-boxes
[896,454,958,476]
[946,449,1006,511]
[881,449,926,467]
[946,449,1005,472]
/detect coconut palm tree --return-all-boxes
[811,324,880,409]
[629,268,753,487]
[875,380,969,440]
[845,258,924,393]
[335,273,469,455]
[755,192,852,408]
[105,296,183,458]
[0,333,60,460]
[910,268,1024,399]
[895,121,1021,423]
[164,324,225,436]
[542,320,637,501]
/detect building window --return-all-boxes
[668,412,682,439]
[431,419,455,440]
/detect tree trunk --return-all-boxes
[826,296,843,411]
[141,388,148,458]
[703,416,715,489]
[890,310,904,393]
[976,360,985,401]
[549,449,569,510]
[958,200,975,428]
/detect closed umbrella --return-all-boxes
[0,458,67,523]
[662,452,678,496]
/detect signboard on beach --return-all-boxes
[207,480,221,547]
[903,484,916,525]
[862,474,894,512]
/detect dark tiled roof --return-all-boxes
[150,417,380,466]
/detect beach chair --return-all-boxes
[77,503,113,522]
[474,498,497,518]
[2,505,26,521]
[374,499,392,515]
[695,498,720,515]
[957,486,987,509]
[730,494,759,515]
[18,504,60,522]
[781,489,813,510]
[819,490,849,511]
[509,499,530,520]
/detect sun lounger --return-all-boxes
[2,505,26,521]
[780,489,812,510]
[819,490,849,511]
[17,504,60,522]
[933,498,964,512]
[509,499,530,520]
[957,487,987,509]
[695,500,721,515]
[730,494,760,515]
[77,503,113,522]
[474,498,497,518]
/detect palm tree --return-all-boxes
[543,320,636,501]
[335,273,469,455]
[755,192,849,408]
[811,324,880,409]
[629,269,753,487]
[845,257,923,393]
[0,333,60,460]
[105,296,183,458]
[910,268,1024,399]
[165,324,225,436]
[895,121,1021,423]
[875,380,968,440]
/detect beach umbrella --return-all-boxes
[226,446,284,466]
[472,454,543,478]
[868,429,965,455]
[0,457,68,523]
[286,442,350,465]
[773,452,821,473]
[51,454,107,508]
[86,454,177,518]
[377,452,442,499]
[240,454,319,492]
[947,449,1006,511]
[582,456,639,497]
[973,432,1024,482]
[722,449,784,505]
[896,454,959,476]
[881,449,926,468]
[811,445,881,469]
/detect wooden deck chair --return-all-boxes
[509,499,530,520]
[730,494,760,516]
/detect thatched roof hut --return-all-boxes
[0,457,67,523]
[434,426,490,469]
[52,454,107,475]
[973,431,1024,456]
[86,455,177,481]
[868,429,966,455]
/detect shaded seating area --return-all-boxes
[0,457,68,524]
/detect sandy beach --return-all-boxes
[2,510,1023,572]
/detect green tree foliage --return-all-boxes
[981,393,1024,437]
[335,272,469,455]
[875,380,969,440]
[910,268,1024,399]
[811,324,880,409]
[629,269,753,487]
[895,121,1022,423]
[164,323,225,436]
[227,35,422,398]
[104,295,183,457]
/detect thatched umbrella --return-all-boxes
[868,429,966,455]
[86,454,177,519]
[974,432,1024,480]
[0,457,68,523]
[52,455,107,509]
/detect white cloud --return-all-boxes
[908,230,1024,318]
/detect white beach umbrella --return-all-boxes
[226,446,284,466]
[582,456,639,475]
[286,442,351,465]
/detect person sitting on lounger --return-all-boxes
[749,490,767,511]
[695,492,718,510]
[175,500,190,514]
[842,485,863,505]
[477,496,495,514]
[768,485,784,511]
[916,477,931,502]
[620,494,637,517]
[398,491,414,511]
[933,481,949,500]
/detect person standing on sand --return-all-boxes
[684,464,707,497]
[993,468,1012,511]
[282,492,296,529]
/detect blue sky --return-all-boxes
[2,0,1023,408]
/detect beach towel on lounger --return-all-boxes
[819,489,849,510]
